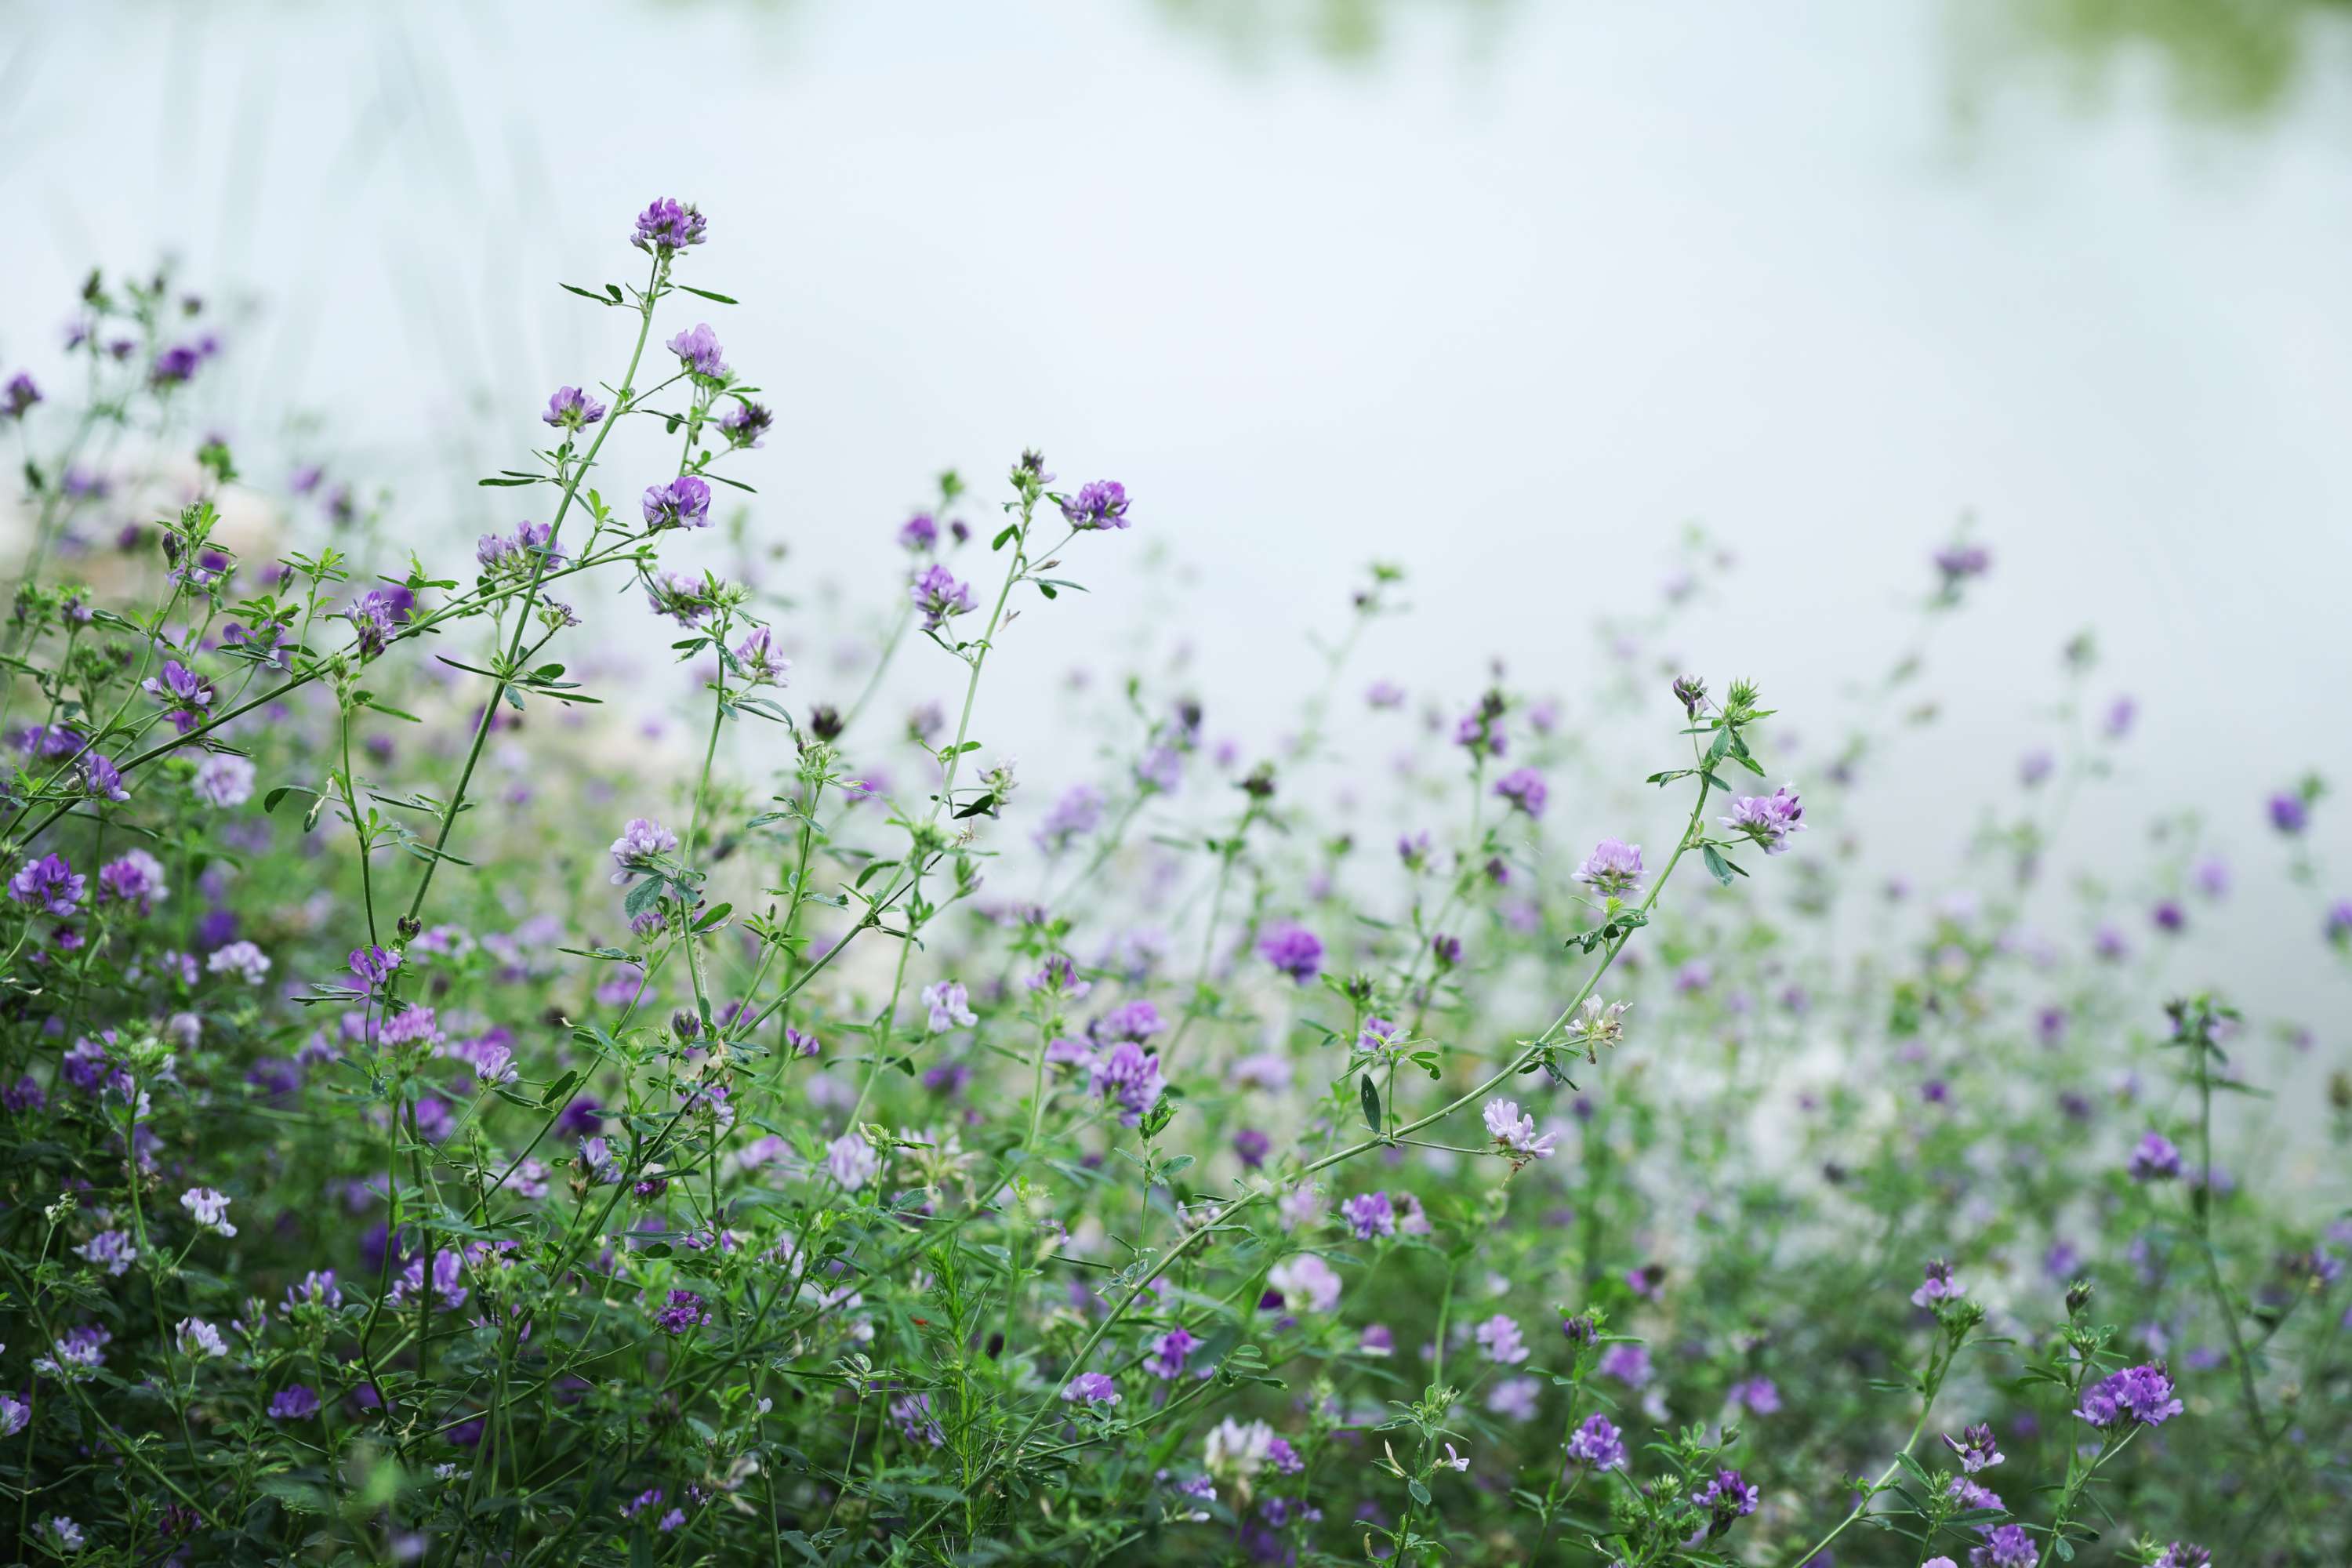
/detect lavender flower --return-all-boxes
[1474,1313,1530,1365]
[1721,784,1806,855]
[922,981,978,1032]
[268,1385,321,1420]
[1146,1325,1197,1378]
[1573,838,1645,897]
[173,1317,227,1358]
[1564,1413,1625,1469]
[34,1325,111,1381]
[180,1187,238,1236]
[1063,1373,1120,1406]
[1088,1041,1167,1126]
[1482,1098,1557,1160]
[1493,767,1548,818]
[1598,1343,1652,1386]
[1258,922,1323,983]
[542,385,608,430]
[10,853,85,916]
[2,371,38,419]
[731,625,790,685]
[826,1133,879,1191]
[642,474,713,530]
[2128,1131,2183,1182]
[1911,1258,1965,1308]
[720,399,772,448]
[666,323,728,378]
[1969,1525,2036,1568]
[346,589,405,658]
[1267,1254,1341,1312]
[2074,1362,2183,1428]
[2151,1544,2211,1568]
[143,659,214,733]
[910,563,977,632]
[1058,480,1131,531]
[1340,1191,1396,1240]
[2268,789,2309,833]
[74,1229,136,1276]
[654,1290,713,1334]
[1941,1421,2003,1472]
[0,1395,27,1437]
[608,817,679,884]
[1693,1467,1759,1527]
[633,197,709,256]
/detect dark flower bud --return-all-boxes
[1560,1313,1596,1345]
[672,1010,701,1040]
[1240,764,1276,799]
[1672,674,1706,717]
[397,915,423,940]
[2066,1278,2094,1316]
[809,705,844,741]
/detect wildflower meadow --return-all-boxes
[0,202,2344,1566]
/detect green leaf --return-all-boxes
[263,784,320,815]
[1359,1073,1382,1134]
[677,285,739,304]
[561,283,617,305]
[540,1069,580,1109]
[477,476,539,487]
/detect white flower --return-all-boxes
[206,941,270,984]
[191,753,256,808]
[920,980,977,1032]
[1268,1254,1343,1313]
[1203,1417,1274,1481]
[180,1186,238,1237]
[175,1316,227,1358]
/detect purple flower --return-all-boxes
[632,198,708,256]
[2128,1131,2183,1182]
[1147,1325,1196,1378]
[731,625,789,685]
[10,854,85,916]
[1693,1467,1759,1527]
[2152,1544,2212,1568]
[1232,1128,1270,1168]
[346,589,406,658]
[720,399,772,448]
[1941,1421,2003,1472]
[1493,767,1548,818]
[96,850,166,912]
[74,1229,136,1276]
[77,752,128,801]
[1340,1191,1396,1240]
[350,945,401,989]
[268,1385,321,1420]
[1721,785,1806,855]
[152,343,205,387]
[1088,1040,1167,1126]
[898,513,939,551]
[2074,1362,2183,1428]
[1597,1343,1651,1386]
[609,817,679,884]
[1096,1000,1164,1041]
[2020,748,2054,786]
[1059,480,1131,531]
[1911,1258,1965,1308]
[1474,1313,1529,1365]
[642,474,713,530]
[143,659,215,733]
[2327,898,2352,946]
[1969,1524,2036,1568]
[666,322,728,378]
[1728,1376,1781,1415]
[1933,541,1991,586]
[1258,922,1323,983]
[1482,1098,1556,1160]
[922,980,978,1032]
[654,1289,713,1334]
[2102,695,2137,739]
[1063,1373,1120,1406]
[910,564,977,632]
[180,1187,238,1236]
[1573,838,1645,897]
[2151,899,2184,934]
[1033,784,1105,852]
[1564,1413,1625,1470]
[826,1134,878,1191]
[2,371,39,419]
[542,385,608,430]
[2269,789,2309,833]
[1366,679,1405,709]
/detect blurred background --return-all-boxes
[3,0,2349,1033]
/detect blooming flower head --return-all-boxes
[1728,1377,1780,1415]
[1573,838,1645,898]
[1340,1191,1396,1241]
[655,1289,713,1334]
[720,397,772,448]
[207,941,270,984]
[1147,1325,1197,1378]
[1358,1016,1406,1057]
[666,322,728,379]
[176,1317,227,1358]
[1258,922,1323,984]
[268,1385,321,1420]
[1911,1258,1965,1308]
[1721,785,1806,855]
[74,1229,136,1276]
[345,589,406,659]
[1059,480,1131,531]
[2268,789,2309,833]
[2,371,39,419]
[1483,1098,1557,1160]
[9,853,85,916]
[633,197,708,256]
[1063,1372,1120,1406]
[181,1186,238,1236]
[909,563,977,632]
[1942,1421,2003,1473]
[542,385,607,430]
[922,980,978,1032]
[642,474,713,531]
[2074,1362,2183,1428]
[143,659,214,733]
[1266,1254,1342,1313]
[2151,1544,2212,1568]
[731,625,790,685]
[1474,1313,1530,1365]
[1088,1040,1167,1126]
[42,1518,83,1552]
[1493,767,1548,818]
[1203,1417,1275,1483]
[1598,1343,1652,1386]
[1693,1467,1759,1530]
[97,850,167,912]
[826,1133,878,1191]
[34,1325,111,1381]
[2128,1130,2183,1181]
[609,817,679,884]
[1565,1414,1626,1469]
[1969,1525,2036,1568]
